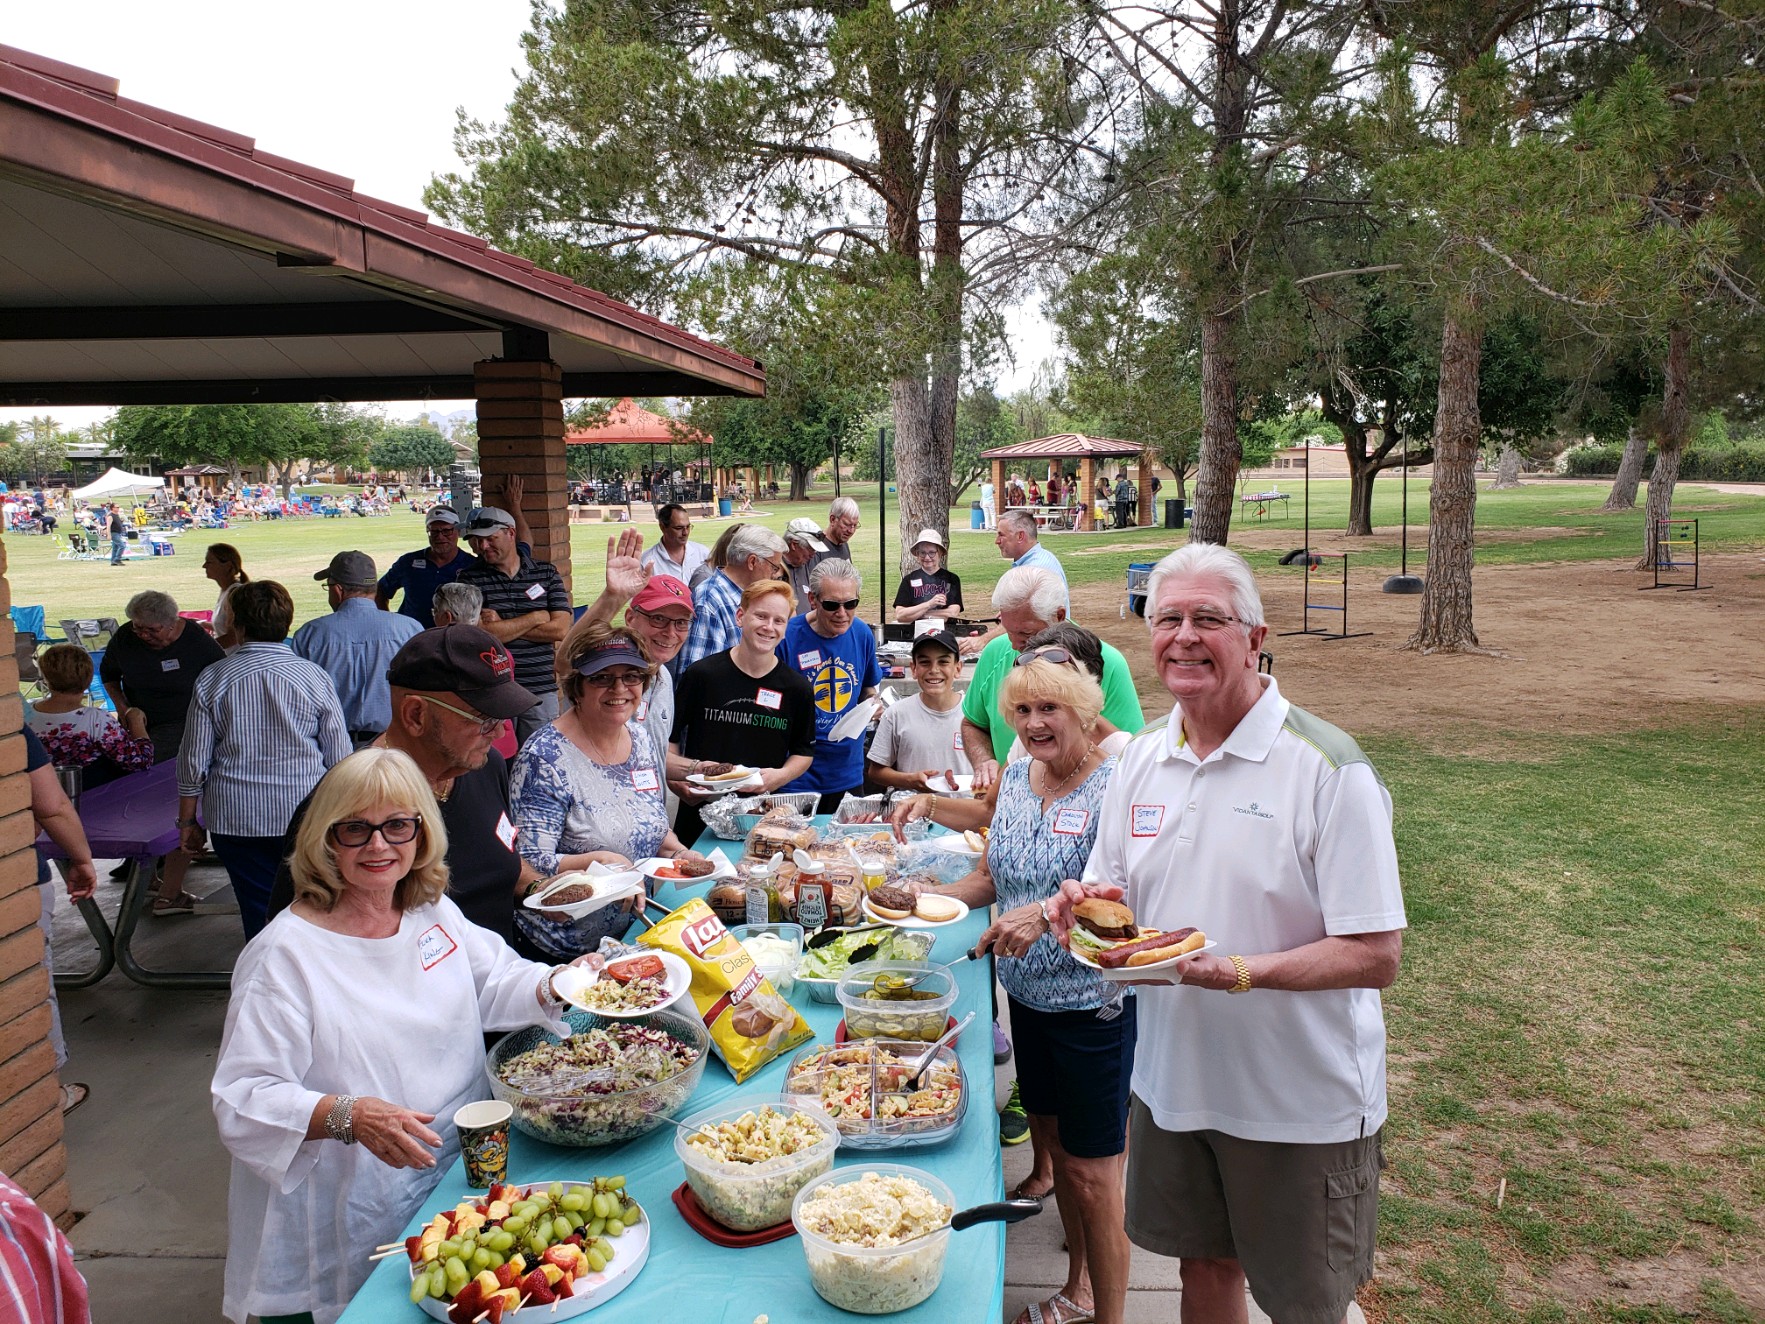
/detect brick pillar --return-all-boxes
[1138,453,1154,527]
[1078,457,1097,531]
[474,359,570,594]
[990,459,1007,515]
[0,535,70,1225]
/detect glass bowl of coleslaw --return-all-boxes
[791,1164,955,1313]
[486,1007,708,1147]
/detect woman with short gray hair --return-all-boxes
[100,590,225,763]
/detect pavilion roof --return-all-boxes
[564,399,710,446]
[979,433,1144,460]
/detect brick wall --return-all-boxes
[0,534,70,1222]
[474,359,571,594]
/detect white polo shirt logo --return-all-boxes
[1233,801,1275,820]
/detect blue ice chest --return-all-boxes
[1126,562,1154,618]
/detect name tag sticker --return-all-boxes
[412,557,426,569]
[494,812,518,850]
[160,658,181,672]
[631,767,660,792]
[524,582,545,600]
[1131,804,1165,837]
[756,688,782,710]
[910,577,923,588]
[634,699,649,722]
[418,924,458,970]
[1051,808,1090,836]
[797,650,822,669]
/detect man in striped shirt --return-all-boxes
[677,524,788,671]
[0,1170,88,1324]
[459,506,573,747]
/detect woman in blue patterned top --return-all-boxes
[509,623,707,960]
[921,651,1133,1324]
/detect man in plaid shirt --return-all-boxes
[677,524,790,670]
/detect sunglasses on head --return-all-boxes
[1013,646,1076,668]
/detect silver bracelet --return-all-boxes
[324,1094,357,1145]
[540,966,567,1009]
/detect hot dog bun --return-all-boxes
[1094,925,1201,968]
[1123,929,1208,967]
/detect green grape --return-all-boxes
[527,1234,547,1258]
[470,1248,493,1272]
[548,1181,564,1200]
[604,1217,624,1237]
[598,1192,619,1219]
[594,1237,614,1261]
[586,1218,605,1238]
[563,1211,584,1231]
[408,1274,430,1304]
[622,1201,641,1222]
[486,1231,515,1253]
[427,1264,448,1299]
[501,1215,527,1237]
[484,1252,504,1270]
[439,1238,462,1260]
[559,1192,586,1212]
[568,1183,592,1199]
[603,1176,626,1192]
[584,1247,607,1273]
[551,1216,572,1242]
[458,1238,477,1257]
[444,1257,469,1291]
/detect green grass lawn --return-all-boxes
[15,476,1761,628]
[1370,714,1765,1322]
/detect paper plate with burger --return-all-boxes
[862,887,969,928]
[685,763,765,792]
[1066,900,1214,981]
[633,852,735,884]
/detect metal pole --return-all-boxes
[878,426,888,633]
[1383,436,1424,594]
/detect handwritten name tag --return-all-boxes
[632,767,660,792]
[160,658,181,671]
[494,813,518,850]
[524,582,545,600]
[1051,808,1090,836]
[1130,804,1165,838]
[796,650,822,669]
[418,925,458,970]
[756,688,782,710]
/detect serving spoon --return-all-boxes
[902,1012,975,1088]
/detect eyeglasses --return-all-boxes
[1013,646,1076,668]
[1150,610,1245,634]
[417,694,503,734]
[583,668,649,690]
[330,815,423,847]
[764,560,787,578]
[630,607,692,635]
[819,598,860,613]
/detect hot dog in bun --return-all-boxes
[1068,899,1206,968]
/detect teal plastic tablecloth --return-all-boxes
[338,830,1004,1324]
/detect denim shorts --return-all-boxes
[1007,995,1137,1158]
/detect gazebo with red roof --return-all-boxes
[979,433,1155,530]
[563,399,715,518]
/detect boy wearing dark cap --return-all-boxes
[866,629,973,794]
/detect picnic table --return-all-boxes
[339,824,1007,1324]
[1240,490,1290,521]
[36,760,230,989]
[1023,503,1077,533]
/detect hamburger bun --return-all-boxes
[1072,898,1139,943]
[962,829,987,852]
[913,894,962,923]
[867,885,916,920]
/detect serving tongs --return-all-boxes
[901,1011,975,1088]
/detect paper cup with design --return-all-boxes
[454,1100,513,1189]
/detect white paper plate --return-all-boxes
[1070,939,1217,982]
[411,1187,649,1321]
[631,851,736,883]
[550,951,692,1017]
[522,871,645,919]
[685,767,764,792]
[930,831,985,856]
[925,773,974,797]
[862,895,970,928]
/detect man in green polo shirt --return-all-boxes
[960,566,1143,794]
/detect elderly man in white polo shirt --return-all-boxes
[1048,542,1405,1324]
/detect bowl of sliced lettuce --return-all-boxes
[796,928,936,1002]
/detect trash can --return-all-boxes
[718,497,733,517]
[1164,499,1185,530]
[970,501,984,530]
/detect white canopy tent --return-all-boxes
[71,467,165,501]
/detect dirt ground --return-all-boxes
[1076,551,1765,742]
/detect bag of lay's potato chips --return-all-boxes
[638,896,813,1082]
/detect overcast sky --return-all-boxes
[1,1,1053,433]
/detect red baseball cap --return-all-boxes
[631,575,694,616]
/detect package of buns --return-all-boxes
[744,816,817,861]
[637,896,812,1083]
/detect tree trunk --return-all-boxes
[1406,308,1484,652]
[1601,425,1646,511]
[1637,324,1691,570]
[1492,443,1522,488]
[1189,308,1241,544]
[788,462,810,501]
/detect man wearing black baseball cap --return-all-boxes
[867,629,974,794]
[266,626,544,942]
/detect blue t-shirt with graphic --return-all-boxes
[778,614,882,795]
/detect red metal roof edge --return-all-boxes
[0,46,761,382]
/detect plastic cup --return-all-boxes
[453,1099,513,1189]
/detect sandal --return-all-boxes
[61,1083,89,1115]
[1015,1293,1093,1324]
[1011,1176,1054,1202]
[150,891,199,916]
